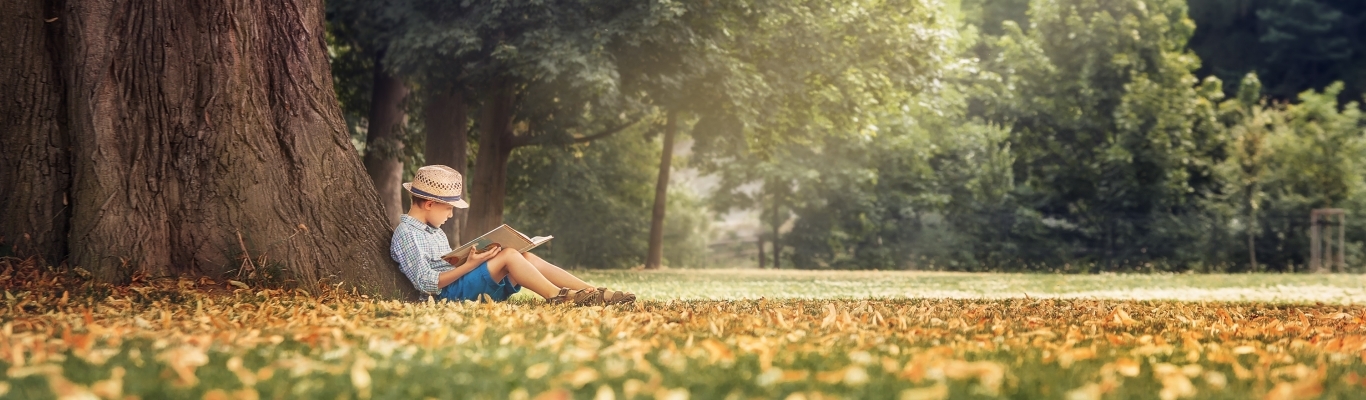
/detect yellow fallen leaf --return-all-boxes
[532,388,571,400]
[526,362,551,379]
[899,383,949,400]
[656,388,690,400]
[157,345,208,386]
[700,338,734,363]
[594,385,615,400]
[1065,383,1102,400]
[1110,357,1141,377]
[560,367,599,389]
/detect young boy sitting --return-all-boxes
[390,165,635,305]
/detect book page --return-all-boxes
[523,235,553,253]
[442,225,533,263]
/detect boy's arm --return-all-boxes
[436,247,501,288]
[392,230,443,294]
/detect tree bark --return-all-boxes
[0,0,421,298]
[362,53,409,227]
[771,191,781,269]
[465,79,516,238]
[757,237,766,269]
[644,111,677,269]
[1246,187,1258,271]
[0,0,70,263]
[423,89,469,246]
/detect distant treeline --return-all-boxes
[759,0,1366,271]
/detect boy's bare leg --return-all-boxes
[485,250,559,298]
[523,252,592,290]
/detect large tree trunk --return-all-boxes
[0,0,70,262]
[0,0,419,298]
[465,80,516,238]
[644,110,677,269]
[362,54,409,226]
[423,89,469,246]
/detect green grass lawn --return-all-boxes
[5,269,1366,399]
[572,269,1366,304]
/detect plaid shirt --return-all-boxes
[391,214,455,294]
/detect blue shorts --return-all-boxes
[438,262,521,302]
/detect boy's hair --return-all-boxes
[411,195,434,208]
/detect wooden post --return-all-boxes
[1311,211,1321,272]
[1310,209,1346,273]
[1339,213,1347,271]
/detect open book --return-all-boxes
[441,224,553,265]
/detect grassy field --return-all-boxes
[5,267,1366,399]
[574,269,1366,304]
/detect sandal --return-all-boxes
[546,287,602,306]
[598,287,636,305]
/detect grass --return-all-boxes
[572,269,1366,304]
[5,265,1366,399]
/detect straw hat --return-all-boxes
[403,165,469,208]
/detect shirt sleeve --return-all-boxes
[391,229,440,294]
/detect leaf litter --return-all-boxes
[4,258,1366,399]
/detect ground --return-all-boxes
[4,265,1366,399]
[578,269,1366,303]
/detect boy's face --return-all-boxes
[418,200,455,227]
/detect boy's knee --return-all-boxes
[496,249,525,261]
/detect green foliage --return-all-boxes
[332,0,684,140]
[752,0,1366,272]
[776,94,1019,270]
[1233,82,1366,270]
[662,183,714,269]
[699,0,957,268]
[968,0,1226,269]
[688,0,956,163]
[503,131,659,269]
[960,0,1030,35]
[324,22,374,151]
[1188,0,1366,101]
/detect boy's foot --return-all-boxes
[598,287,635,305]
[546,287,636,306]
[547,287,601,306]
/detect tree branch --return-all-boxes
[512,116,648,148]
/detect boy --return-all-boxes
[391,165,635,305]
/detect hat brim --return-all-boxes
[403,183,469,208]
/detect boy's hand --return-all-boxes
[465,245,501,266]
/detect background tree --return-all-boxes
[1,0,417,298]
[326,2,415,225]
[1218,73,1275,270]
[504,130,658,268]
[968,0,1227,269]
[369,0,672,240]
[1244,83,1366,270]
[1188,0,1366,101]
[328,6,473,245]
[699,0,956,268]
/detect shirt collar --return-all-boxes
[400,214,440,234]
